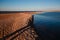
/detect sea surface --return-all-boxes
[33,12,60,40]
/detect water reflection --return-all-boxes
[33,12,60,40]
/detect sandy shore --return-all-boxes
[0,12,41,40]
[0,12,33,38]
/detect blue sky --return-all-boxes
[0,0,60,11]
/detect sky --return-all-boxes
[0,0,60,11]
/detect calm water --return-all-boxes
[33,12,60,40]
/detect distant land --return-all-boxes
[0,10,60,12]
[0,10,60,14]
[0,11,42,14]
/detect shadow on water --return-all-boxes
[0,12,60,40]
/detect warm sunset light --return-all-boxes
[0,0,60,40]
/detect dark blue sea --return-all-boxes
[33,12,60,40]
